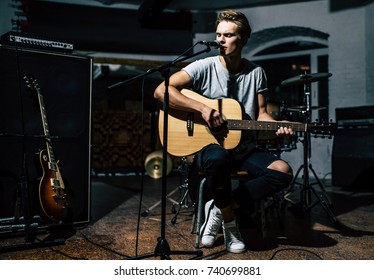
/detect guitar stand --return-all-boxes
[0,216,66,253]
[0,150,65,253]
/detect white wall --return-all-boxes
[366,3,374,104]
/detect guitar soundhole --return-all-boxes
[209,122,229,143]
[43,154,48,162]
[210,122,229,134]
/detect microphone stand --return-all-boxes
[108,45,213,259]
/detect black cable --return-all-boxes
[191,249,227,260]
[269,247,324,260]
[37,230,134,260]
[78,231,132,259]
[134,72,149,258]
[34,237,86,260]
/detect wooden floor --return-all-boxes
[1,171,374,260]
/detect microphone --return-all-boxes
[198,40,221,49]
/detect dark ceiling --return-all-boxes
[22,0,318,54]
[22,0,370,55]
[40,0,315,12]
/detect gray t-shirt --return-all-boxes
[183,55,269,158]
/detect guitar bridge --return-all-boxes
[187,112,194,136]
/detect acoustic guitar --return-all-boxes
[158,89,336,157]
[24,75,68,222]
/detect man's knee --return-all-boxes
[267,160,293,175]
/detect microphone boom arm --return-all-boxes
[107,45,214,91]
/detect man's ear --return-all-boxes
[240,36,248,47]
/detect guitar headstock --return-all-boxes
[23,74,40,94]
[308,120,337,138]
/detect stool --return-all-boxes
[191,171,283,249]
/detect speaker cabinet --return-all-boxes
[332,128,374,186]
[0,45,92,227]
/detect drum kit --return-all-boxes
[279,72,337,223]
[257,72,332,154]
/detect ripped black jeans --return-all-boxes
[194,144,293,211]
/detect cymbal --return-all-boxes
[144,150,173,179]
[281,72,332,86]
[287,105,326,111]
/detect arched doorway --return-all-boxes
[244,26,330,122]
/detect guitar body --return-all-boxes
[158,89,242,157]
[37,149,68,222]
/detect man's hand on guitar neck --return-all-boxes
[275,122,294,136]
[258,111,294,137]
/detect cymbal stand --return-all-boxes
[284,81,337,225]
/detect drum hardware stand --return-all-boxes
[141,157,194,224]
[282,75,338,225]
[108,44,214,259]
[141,183,184,217]
[170,157,194,225]
[141,157,193,221]
[142,156,194,224]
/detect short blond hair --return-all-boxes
[216,10,252,41]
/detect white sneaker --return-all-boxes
[200,199,222,247]
[223,220,246,253]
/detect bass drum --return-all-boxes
[257,99,297,153]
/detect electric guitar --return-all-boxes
[158,89,336,157]
[24,75,68,222]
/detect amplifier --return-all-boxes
[0,31,74,53]
[0,46,92,227]
[336,105,374,128]
[332,105,374,187]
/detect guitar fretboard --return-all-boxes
[38,92,57,169]
[227,120,307,132]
